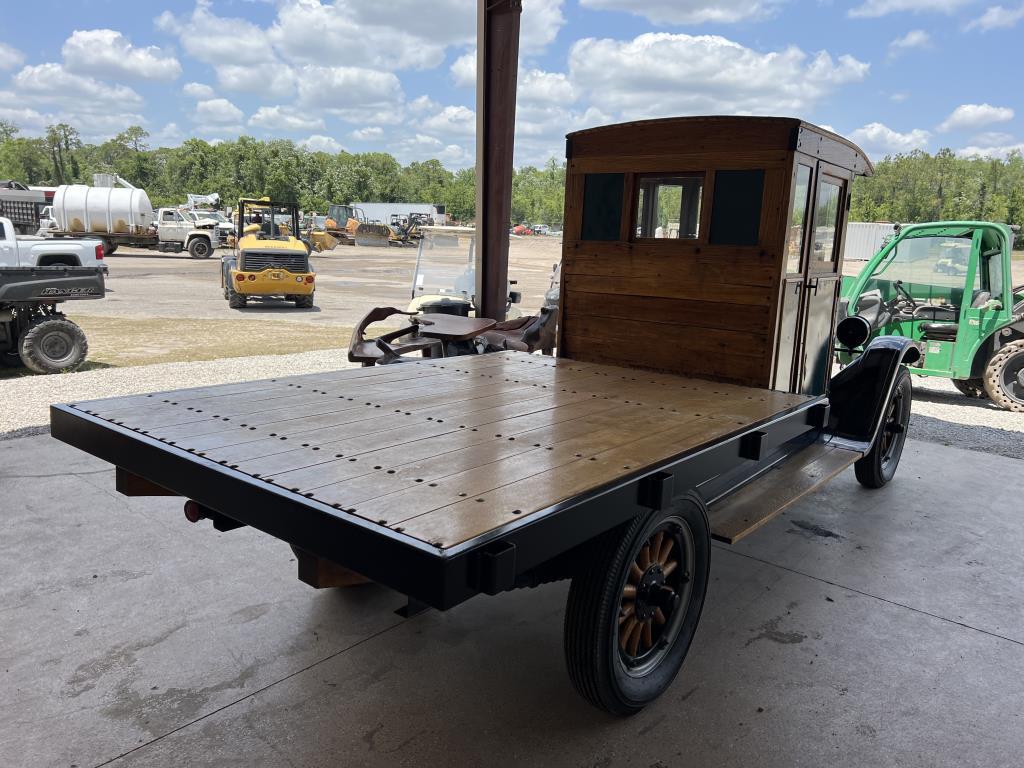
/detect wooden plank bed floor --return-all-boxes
[66,352,811,550]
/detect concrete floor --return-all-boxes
[2,434,1023,768]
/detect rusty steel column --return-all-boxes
[475,0,522,322]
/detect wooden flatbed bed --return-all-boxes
[50,351,839,604]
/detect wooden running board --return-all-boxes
[708,444,861,544]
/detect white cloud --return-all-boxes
[409,95,439,114]
[393,133,473,168]
[215,64,296,99]
[970,131,1016,146]
[183,82,215,99]
[568,34,868,120]
[887,29,931,58]
[150,122,184,147]
[519,69,575,104]
[13,63,143,108]
[578,0,781,24]
[957,142,1024,158]
[249,105,326,132]
[849,0,972,17]
[297,66,404,124]
[351,126,384,141]
[195,98,244,124]
[520,0,567,53]
[849,122,931,156]
[422,105,476,137]
[156,5,268,66]
[889,91,910,102]
[298,134,345,153]
[62,29,181,80]
[0,42,25,71]
[451,51,476,88]
[966,4,1024,30]
[938,103,1014,132]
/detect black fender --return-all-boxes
[827,335,920,450]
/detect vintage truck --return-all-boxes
[0,216,105,373]
[51,117,917,715]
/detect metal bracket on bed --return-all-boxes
[639,471,674,511]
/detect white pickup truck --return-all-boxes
[0,216,106,374]
[1,217,106,269]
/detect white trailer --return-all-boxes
[844,222,897,262]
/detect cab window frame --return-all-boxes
[629,172,707,243]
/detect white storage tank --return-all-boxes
[52,184,155,234]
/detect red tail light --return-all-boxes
[235,273,245,282]
[305,275,314,283]
[94,243,104,260]
[248,274,256,281]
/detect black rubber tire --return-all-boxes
[855,368,912,488]
[18,315,88,374]
[294,294,314,309]
[188,238,212,259]
[564,494,711,716]
[982,340,1024,412]
[951,378,986,399]
[227,286,247,309]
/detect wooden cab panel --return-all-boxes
[558,116,872,392]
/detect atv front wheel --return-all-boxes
[983,340,1024,412]
[952,378,986,399]
[18,315,88,374]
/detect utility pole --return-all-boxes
[475,0,522,322]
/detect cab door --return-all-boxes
[773,161,849,395]
[800,167,847,394]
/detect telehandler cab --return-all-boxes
[840,221,1024,410]
[221,199,315,309]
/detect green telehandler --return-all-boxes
[839,221,1024,411]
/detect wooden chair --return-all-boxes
[347,307,441,366]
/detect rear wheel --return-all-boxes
[952,378,986,399]
[188,238,212,259]
[983,340,1024,412]
[18,315,88,374]
[564,495,710,716]
[855,368,911,488]
[294,294,314,309]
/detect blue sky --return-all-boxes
[0,0,1021,167]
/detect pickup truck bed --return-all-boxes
[51,352,831,608]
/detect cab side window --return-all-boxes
[634,174,703,240]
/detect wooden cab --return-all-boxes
[558,116,873,394]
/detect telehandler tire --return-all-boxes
[294,294,314,309]
[18,315,88,374]
[952,378,986,399]
[228,286,247,309]
[983,340,1024,412]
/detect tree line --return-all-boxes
[0,120,566,226]
[0,119,1021,241]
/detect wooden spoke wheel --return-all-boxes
[564,495,710,716]
[855,367,912,488]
